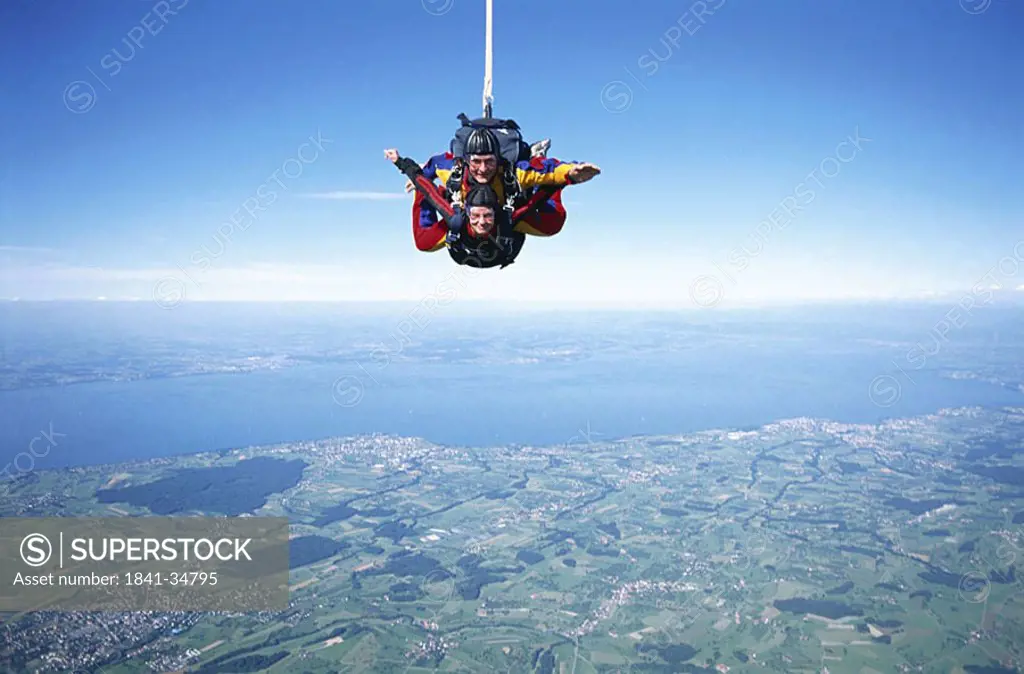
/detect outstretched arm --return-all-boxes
[514,157,601,190]
[385,149,465,252]
[391,151,452,192]
[384,149,457,221]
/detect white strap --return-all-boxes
[483,0,493,116]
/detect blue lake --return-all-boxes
[2,340,1021,471]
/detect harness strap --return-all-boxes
[448,165,464,208]
[501,163,522,235]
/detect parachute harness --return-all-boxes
[502,165,517,216]
[448,0,495,207]
[449,168,464,208]
[483,1,525,221]
[443,0,525,269]
[448,0,518,215]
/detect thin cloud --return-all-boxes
[0,245,59,253]
[301,191,409,201]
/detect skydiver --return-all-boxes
[388,126,600,209]
[400,137,552,194]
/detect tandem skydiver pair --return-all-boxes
[384,114,601,269]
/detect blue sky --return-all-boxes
[1,0,1022,305]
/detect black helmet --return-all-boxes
[464,128,500,157]
[464,184,499,210]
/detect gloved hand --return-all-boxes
[446,206,467,239]
[393,157,419,177]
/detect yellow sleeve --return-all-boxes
[514,160,577,189]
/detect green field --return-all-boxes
[2,407,1023,672]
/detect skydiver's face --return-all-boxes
[467,154,498,183]
[468,205,496,237]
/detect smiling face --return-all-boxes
[467,205,496,237]
[467,154,498,184]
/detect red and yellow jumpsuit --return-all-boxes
[411,152,582,252]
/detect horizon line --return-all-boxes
[3,296,1022,307]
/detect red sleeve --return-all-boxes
[412,190,448,252]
